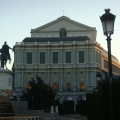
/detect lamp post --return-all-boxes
[96,72,101,81]
[94,72,101,92]
[100,9,116,120]
[27,83,32,90]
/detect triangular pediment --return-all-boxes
[31,16,96,33]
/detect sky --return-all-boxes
[0,0,120,70]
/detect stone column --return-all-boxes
[34,42,37,79]
[73,69,76,91]
[86,69,90,90]
[48,69,50,85]
[21,47,24,88]
[95,50,96,63]
[22,70,23,87]
[34,41,37,64]
[21,45,24,64]
[94,71,97,86]
[51,106,54,113]
[34,69,36,80]
[60,69,63,91]
[86,43,90,90]
[47,41,50,86]
[48,41,50,64]
[74,95,76,111]
[73,41,76,64]
[86,43,89,63]
[60,41,63,91]
[61,41,63,64]
[14,72,17,91]
[55,106,58,112]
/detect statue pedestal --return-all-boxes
[0,69,13,90]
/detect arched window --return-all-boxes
[60,28,66,37]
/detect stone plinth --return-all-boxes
[0,69,13,90]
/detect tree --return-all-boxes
[22,76,58,110]
[86,78,120,120]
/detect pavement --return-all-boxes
[59,114,87,120]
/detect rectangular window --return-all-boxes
[40,52,45,64]
[67,83,71,91]
[104,60,108,69]
[79,51,84,63]
[98,53,101,64]
[53,52,58,64]
[96,52,101,64]
[53,83,59,91]
[66,52,71,63]
[80,82,84,91]
[27,52,32,64]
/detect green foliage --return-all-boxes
[63,101,74,114]
[22,76,57,109]
[86,78,120,120]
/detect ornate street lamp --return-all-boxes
[96,72,101,81]
[27,83,32,90]
[94,72,101,92]
[100,9,116,120]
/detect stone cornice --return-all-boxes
[31,30,96,33]
[14,44,96,50]
[0,69,12,74]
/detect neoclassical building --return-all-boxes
[13,16,120,110]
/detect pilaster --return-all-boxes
[59,68,63,91]
[22,70,23,87]
[48,41,50,64]
[48,69,50,85]
[73,68,76,91]
[86,68,90,90]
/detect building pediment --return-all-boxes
[31,16,96,33]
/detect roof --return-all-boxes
[23,36,90,42]
[31,16,96,32]
[102,49,119,63]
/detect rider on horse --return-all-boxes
[1,49,7,69]
[2,41,13,60]
[0,41,13,69]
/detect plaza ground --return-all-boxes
[59,114,87,120]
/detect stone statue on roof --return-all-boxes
[0,41,13,69]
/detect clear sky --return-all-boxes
[0,0,120,70]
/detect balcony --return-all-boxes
[14,87,25,93]
[56,86,95,93]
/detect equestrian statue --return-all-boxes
[0,41,13,69]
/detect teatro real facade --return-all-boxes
[13,16,120,110]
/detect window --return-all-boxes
[96,52,101,64]
[67,83,71,91]
[40,52,45,64]
[80,82,84,91]
[53,52,58,64]
[60,28,66,37]
[27,52,32,64]
[66,52,71,63]
[53,83,59,91]
[104,60,108,69]
[79,51,84,63]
